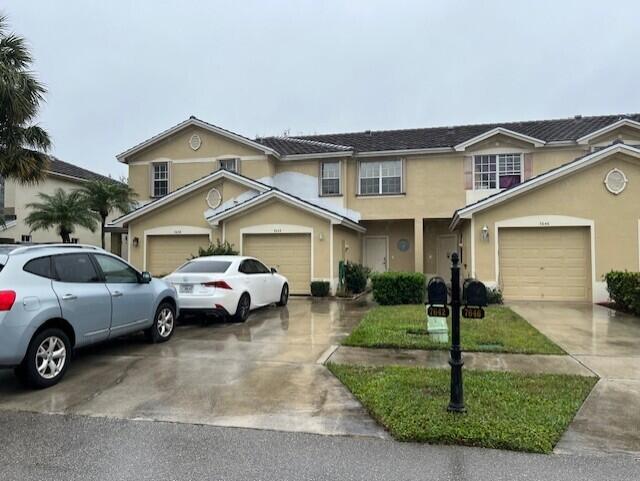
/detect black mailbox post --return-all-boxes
[427,276,448,305]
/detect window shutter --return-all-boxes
[463,156,473,190]
[523,153,533,180]
[149,164,154,197]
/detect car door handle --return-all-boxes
[62,294,77,301]
[112,291,123,297]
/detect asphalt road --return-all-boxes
[0,411,637,481]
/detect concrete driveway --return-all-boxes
[0,298,387,438]
[510,302,640,456]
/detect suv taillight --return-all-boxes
[0,291,16,311]
[202,281,232,290]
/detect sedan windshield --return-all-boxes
[176,260,232,273]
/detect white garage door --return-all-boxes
[147,235,210,276]
[498,227,591,301]
[243,233,311,295]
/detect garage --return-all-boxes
[243,233,312,295]
[146,234,210,276]
[498,227,591,301]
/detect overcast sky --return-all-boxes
[5,1,640,178]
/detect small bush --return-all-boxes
[344,262,369,294]
[487,287,503,305]
[310,281,330,297]
[371,272,426,305]
[191,239,238,258]
[605,271,640,315]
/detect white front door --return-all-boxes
[437,234,458,279]
[364,237,388,273]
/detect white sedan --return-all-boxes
[164,256,289,322]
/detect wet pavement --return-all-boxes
[510,302,640,456]
[0,298,387,438]
[329,345,595,377]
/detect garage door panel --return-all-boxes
[147,235,210,277]
[498,227,590,302]
[244,233,311,295]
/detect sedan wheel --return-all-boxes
[233,293,251,322]
[277,284,289,306]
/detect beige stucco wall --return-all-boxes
[469,153,640,294]
[127,178,258,269]
[127,125,274,201]
[333,224,362,284]
[223,199,333,280]
[361,219,415,272]
[2,175,117,249]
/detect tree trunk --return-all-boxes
[101,215,106,249]
[61,230,71,243]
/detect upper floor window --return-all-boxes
[218,158,238,173]
[473,154,522,190]
[320,161,341,196]
[152,162,169,197]
[359,160,403,195]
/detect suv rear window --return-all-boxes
[24,256,53,279]
[176,261,232,273]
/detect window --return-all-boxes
[359,160,402,195]
[21,235,32,243]
[94,254,139,283]
[24,256,53,279]
[473,154,522,190]
[218,158,238,172]
[152,162,169,197]
[71,238,79,244]
[320,161,341,195]
[176,260,232,273]
[53,254,101,283]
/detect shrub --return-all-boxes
[487,287,503,305]
[310,281,330,297]
[371,272,426,305]
[604,271,640,315]
[344,262,369,294]
[190,239,238,258]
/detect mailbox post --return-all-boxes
[447,252,465,413]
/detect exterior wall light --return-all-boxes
[133,237,139,247]
[480,225,489,241]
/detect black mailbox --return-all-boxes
[462,279,488,307]
[427,276,448,305]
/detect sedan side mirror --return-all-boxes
[270,267,278,274]
[140,271,152,283]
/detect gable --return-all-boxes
[462,133,536,153]
[454,128,545,152]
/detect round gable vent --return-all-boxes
[604,168,628,195]
[189,134,202,151]
[206,188,222,209]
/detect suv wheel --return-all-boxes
[19,328,71,389]
[146,302,176,343]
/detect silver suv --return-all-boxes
[0,245,179,388]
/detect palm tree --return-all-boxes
[77,179,137,248]
[0,14,51,184]
[25,189,98,243]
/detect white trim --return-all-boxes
[363,235,389,272]
[471,152,524,191]
[117,117,279,163]
[0,219,17,231]
[451,143,640,228]
[127,226,132,263]
[470,217,476,278]
[206,190,365,233]
[493,216,597,302]
[109,169,269,227]
[150,160,171,198]
[576,119,640,145]
[454,127,546,152]
[320,159,342,196]
[329,223,334,293]
[239,224,314,281]
[357,158,404,196]
[603,168,628,195]
[142,225,213,271]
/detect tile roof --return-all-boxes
[48,156,118,183]
[256,113,640,155]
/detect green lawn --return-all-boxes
[343,305,563,354]
[328,363,596,453]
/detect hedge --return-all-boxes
[604,271,640,315]
[371,272,426,305]
[310,281,330,297]
[344,262,369,294]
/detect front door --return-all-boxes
[437,235,458,279]
[92,254,154,335]
[364,237,388,273]
[51,253,112,345]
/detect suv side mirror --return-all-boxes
[140,271,152,284]
[270,267,278,274]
